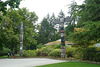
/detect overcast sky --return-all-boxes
[5,0,84,23]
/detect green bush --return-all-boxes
[94,48,100,62]
[0,47,11,56]
[15,54,20,57]
[66,46,76,57]
[94,52,100,62]
[49,49,61,57]
[54,44,61,49]
[78,47,97,61]
[41,47,52,56]
[23,50,36,57]
[73,48,81,59]
[36,43,43,49]
[35,49,42,56]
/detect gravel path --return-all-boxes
[0,58,67,67]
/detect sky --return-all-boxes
[19,0,84,23]
[5,0,84,23]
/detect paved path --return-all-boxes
[0,58,67,67]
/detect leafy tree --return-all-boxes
[0,0,21,14]
[75,0,100,26]
[0,8,38,55]
[68,21,100,47]
[0,0,21,24]
[0,15,19,55]
[67,0,100,47]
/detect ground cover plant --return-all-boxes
[0,55,8,58]
[36,62,100,67]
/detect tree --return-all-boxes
[0,0,22,24]
[38,18,50,44]
[0,8,38,55]
[0,0,21,14]
[68,0,77,25]
[38,14,59,44]
[0,15,19,55]
[75,0,100,26]
[67,0,100,47]
[8,8,38,50]
[65,23,74,40]
[68,21,100,47]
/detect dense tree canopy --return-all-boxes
[0,0,21,14]
[0,8,38,55]
[37,14,60,44]
[66,0,100,47]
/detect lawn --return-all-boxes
[0,55,8,58]
[36,62,100,67]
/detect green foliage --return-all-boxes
[68,21,100,47]
[82,21,100,43]
[94,52,100,62]
[0,8,38,55]
[35,49,42,56]
[74,47,100,61]
[0,47,11,56]
[36,62,100,67]
[41,47,52,56]
[23,50,36,57]
[0,0,21,15]
[65,23,75,40]
[67,0,100,47]
[68,0,77,25]
[54,44,61,49]
[15,54,20,57]
[71,0,100,24]
[36,43,43,49]
[80,47,97,60]
[49,49,61,57]
[66,46,76,57]
[0,55,8,58]
[35,46,53,56]
[38,14,60,44]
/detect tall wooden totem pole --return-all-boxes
[20,22,23,57]
[54,11,70,58]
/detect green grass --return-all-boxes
[0,55,8,58]
[36,62,100,67]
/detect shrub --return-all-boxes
[0,47,11,56]
[66,46,76,57]
[94,52,100,62]
[35,49,42,56]
[15,54,20,57]
[54,44,61,49]
[78,47,97,61]
[94,48,100,62]
[36,43,43,49]
[49,49,61,57]
[41,47,52,56]
[73,48,82,59]
[23,50,36,57]
[23,50,29,57]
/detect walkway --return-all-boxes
[0,58,67,67]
